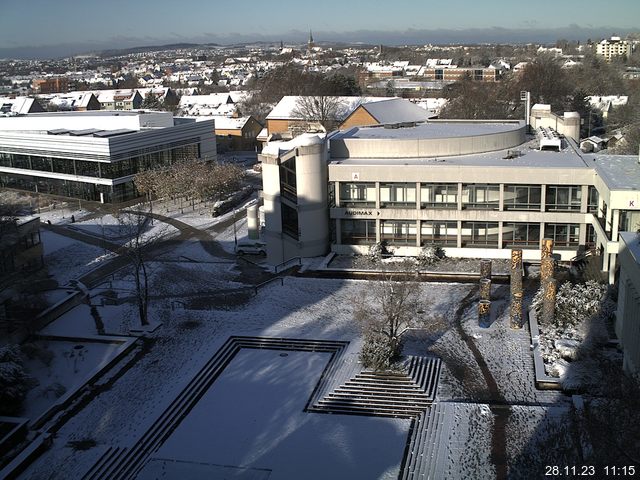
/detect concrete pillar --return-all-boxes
[480,278,492,301]
[334,181,341,207]
[510,291,523,329]
[375,181,380,209]
[415,182,421,210]
[457,183,463,211]
[612,210,620,241]
[605,205,612,233]
[540,185,547,213]
[480,259,492,280]
[456,220,462,248]
[478,300,491,327]
[498,184,504,211]
[580,185,589,213]
[497,221,503,249]
[247,204,259,239]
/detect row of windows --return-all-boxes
[0,172,137,203]
[0,143,199,180]
[339,219,581,248]
[339,183,598,212]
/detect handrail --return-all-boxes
[274,257,302,273]
[253,276,285,294]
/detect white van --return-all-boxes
[235,240,266,256]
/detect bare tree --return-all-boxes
[352,260,424,369]
[291,95,351,132]
[116,205,166,326]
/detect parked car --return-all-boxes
[235,240,266,256]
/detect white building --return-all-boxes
[260,112,640,283]
[616,232,640,375]
[0,111,216,203]
[596,36,632,61]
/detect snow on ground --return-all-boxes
[41,230,114,286]
[19,278,465,479]
[21,339,123,420]
[147,349,409,480]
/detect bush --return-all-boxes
[417,244,446,267]
[367,241,392,264]
[360,334,398,371]
[0,345,32,415]
[532,280,607,327]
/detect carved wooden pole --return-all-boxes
[480,259,492,280]
[542,278,557,324]
[478,299,491,327]
[480,278,492,301]
[510,291,523,329]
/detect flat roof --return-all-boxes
[330,142,591,169]
[591,154,640,191]
[334,120,524,141]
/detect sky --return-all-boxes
[0,0,639,58]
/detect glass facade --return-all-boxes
[279,157,297,203]
[380,183,416,208]
[281,203,299,240]
[503,185,541,211]
[544,223,580,248]
[461,222,499,247]
[420,221,458,246]
[546,185,582,212]
[340,219,376,245]
[340,183,375,207]
[462,184,500,210]
[502,222,540,248]
[421,183,457,208]
[0,142,200,203]
[380,220,416,245]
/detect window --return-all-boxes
[339,183,375,207]
[546,185,582,212]
[281,203,299,240]
[544,223,580,248]
[380,183,416,208]
[435,69,444,80]
[461,222,499,247]
[420,221,457,246]
[462,184,499,210]
[341,219,376,245]
[588,186,599,214]
[279,157,297,202]
[503,185,541,211]
[421,183,457,208]
[502,222,540,247]
[380,220,416,245]
[474,69,483,80]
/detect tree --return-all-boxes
[141,91,161,110]
[291,95,350,132]
[0,345,31,415]
[116,205,165,326]
[516,56,572,108]
[353,261,424,370]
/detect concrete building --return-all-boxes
[31,77,69,94]
[616,232,640,375]
[259,113,640,283]
[207,116,263,152]
[0,111,216,203]
[596,36,632,61]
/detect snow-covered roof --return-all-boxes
[0,96,40,115]
[96,89,139,103]
[194,115,251,130]
[44,92,96,109]
[261,133,325,156]
[591,154,640,191]
[266,96,396,121]
[358,98,433,124]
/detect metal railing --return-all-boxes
[274,257,302,273]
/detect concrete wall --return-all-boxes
[616,232,640,375]
[530,105,580,142]
[331,124,526,159]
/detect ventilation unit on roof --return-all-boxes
[537,127,562,152]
